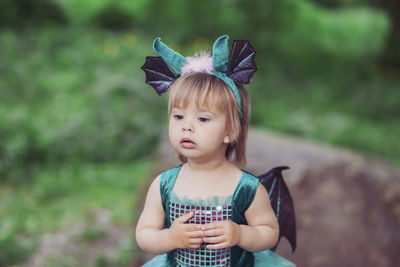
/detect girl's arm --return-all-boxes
[135,175,204,254]
[238,183,279,251]
[202,184,279,252]
[135,175,172,254]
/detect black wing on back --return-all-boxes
[258,166,296,252]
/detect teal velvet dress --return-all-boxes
[142,166,295,267]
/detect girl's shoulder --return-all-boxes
[232,170,260,205]
[145,173,162,198]
[144,166,181,201]
[159,165,182,194]
[160,165,182,184]
[160,165,182,178]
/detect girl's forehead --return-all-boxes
[168,80,234,116]
[171,103,220,114]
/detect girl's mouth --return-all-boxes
[180,138,196,149]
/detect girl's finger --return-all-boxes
[189,243,202,249]
[175,211,194,223]
[206,241,230,250]
[203,236,225,244]
[187,225,203,232]
[203,221,224,230]
[189,237,203,245]
[203,228,224,237]
[187,230,203,238]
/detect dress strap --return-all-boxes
[160,165,182,226]
[230,171,259,266]
[231,171,259,224]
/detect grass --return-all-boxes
[0,161,151,265]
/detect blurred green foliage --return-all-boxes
[93,5,135,30]
[0,0,66,27]
[0,0,399,265]
[0,235,35,265]
[310,0,373,8]
[1,0,398,185]
[0,162,150,264]
[0,27,166,183]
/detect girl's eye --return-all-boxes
[198,117,209,122]
[173,114,183,120]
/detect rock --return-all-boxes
[290,162,400,267]
[136,128,400,267]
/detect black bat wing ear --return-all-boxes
[141,56,176,95]
[258,166,296,252]
[227,40,257,84]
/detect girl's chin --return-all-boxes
[172,144,227,162]
[178,149,199,158]
[176,149,202,159]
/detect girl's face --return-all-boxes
[168,104,230,163]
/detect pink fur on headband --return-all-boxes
[180,52,213,76]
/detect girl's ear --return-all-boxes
[223,136,230,144]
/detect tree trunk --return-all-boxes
[380,0,400,69]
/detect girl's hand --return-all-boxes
[168,211,204,249]
[202,221,241,250]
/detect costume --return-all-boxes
[141,35,297,266]
[142,166,295,267]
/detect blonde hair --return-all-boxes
[168,72,250,167]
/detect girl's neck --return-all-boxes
[184,157,236,176]
[174,158,242,198]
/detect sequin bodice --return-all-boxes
[161,166,260,267]
[169,192,233,267]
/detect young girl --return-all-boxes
[136,35,295,267]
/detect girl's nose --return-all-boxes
[182,121,194,132]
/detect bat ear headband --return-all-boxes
[141,35,257,117]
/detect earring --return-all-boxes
[223,136,230,144]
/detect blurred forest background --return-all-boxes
[0,0,399,266]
